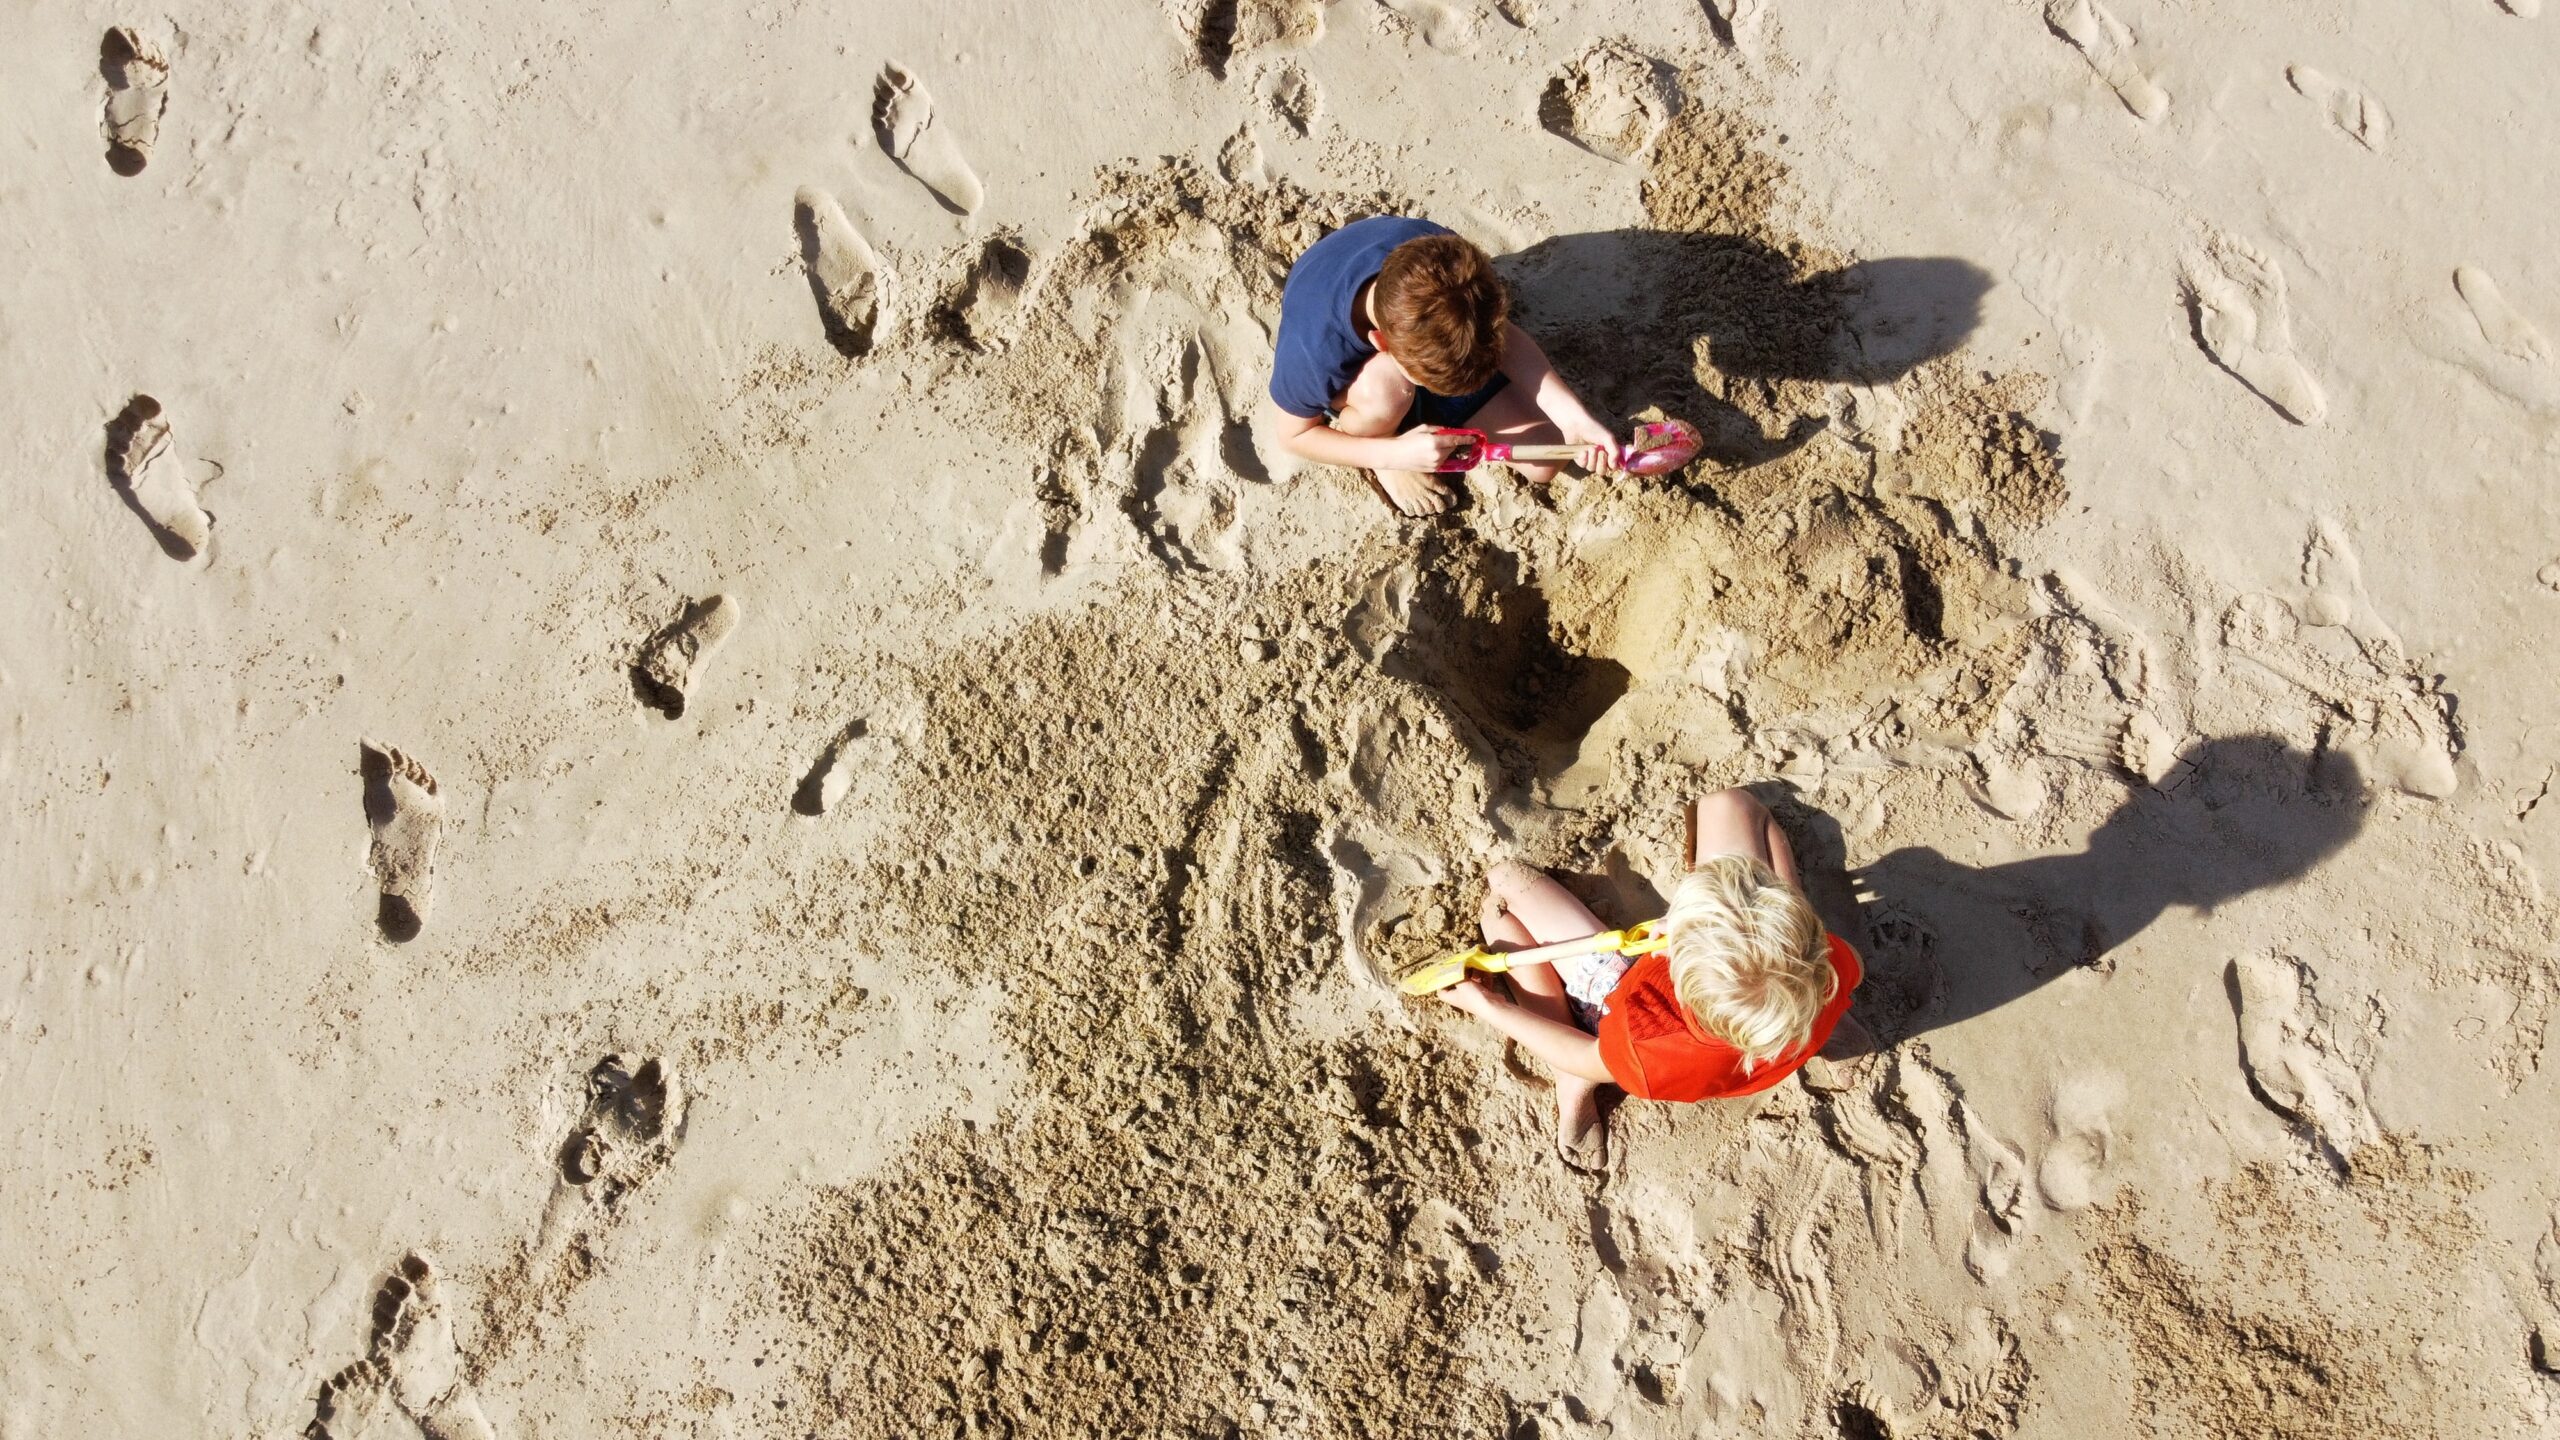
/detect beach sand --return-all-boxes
[4,2,2558,1435]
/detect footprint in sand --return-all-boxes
[1185,0,1326,79]
[555,1054,685,1203]
[1702,0,1765,50]
[1377,0,1477,53]
[360,742,441,943]
[2181,233,2328,426]
[2286,66,2389,152]
[104,394,211,560]
[2037,1075,2119,1211]
[871,64,983,217]
[1258,62,1320,136]
[632,593,741,719]
[929,235,1033,352]
[1215,124,1264,183]
[793,187,886,358]
[2044,0,2169,121]
[2229,951,2379,1169]
[306,1252,495,1440]
[793,722,877,816]
[2454,266,2553,365]
[99,26,170,176]
[1538,40,1678,163]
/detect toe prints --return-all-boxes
[360,742,442,942]
[633,593,741,719]
[556,1054,685,1204]
[1179,0,1325,78]
[2181,233,2327,426]
[305,1253,495,1440]
[794,188,886,358]
[929,235,1033,352]
[1539,41,1678,162]
[2219,523,2459,799]
[2286,66,2389,152]
[872,64,983,216]
[1259,62,1321,136]
[100,26,170,175]
[2044,0,2168,121]
[104,394,211,560]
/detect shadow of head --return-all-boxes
[1498,231,1990,391]
[2092,733,2369,916]
[1868,733,2370,965]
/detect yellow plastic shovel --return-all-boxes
[1395,920,1672,996]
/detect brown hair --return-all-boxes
[1371,234,1509,394]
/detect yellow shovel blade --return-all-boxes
[1395,947,1510,996]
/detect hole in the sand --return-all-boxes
[1385,541,1632,795]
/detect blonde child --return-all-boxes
[1437,789,1873,1168]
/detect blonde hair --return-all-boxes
[1664,855,1835,1071]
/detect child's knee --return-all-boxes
[1511,459,1560,485]
[1485,858,1545,899]
[1691,787,1773,859]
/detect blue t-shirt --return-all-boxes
[1267,216,1452,419]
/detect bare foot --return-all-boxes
[1371,468,1456,517]
[1556,1074,1607,1171]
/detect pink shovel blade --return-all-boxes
[1622,419,1703,475]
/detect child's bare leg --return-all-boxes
[1483,862,1610,1168]
[1688,786,1803,891]
[1331,352,1453,516]
[1462,382,1568,485]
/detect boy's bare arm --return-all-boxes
[1260,397,1468,471]
[1499,323,1620,464]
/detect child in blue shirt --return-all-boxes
[1261,218,1622,516]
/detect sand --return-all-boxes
[4,2,2558,1436]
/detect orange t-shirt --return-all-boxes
[1594,934,1862,1102]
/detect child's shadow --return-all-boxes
[1844,734,2370,1041]
[1496,231,1992,469]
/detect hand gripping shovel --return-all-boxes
[1395,920,1672,996]
[1428,418,1704,476]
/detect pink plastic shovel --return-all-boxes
[1427,418,1704,476]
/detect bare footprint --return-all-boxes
[2182,234,2328,426]
[632,594,741,719]
[792,722,874,816]
[1702,0,1765,50]
[2454,266,2553,365]
[360,742,441,943]
[100,26,169,176]
[1259,62,1320,136]
[1538,40,1677,163]
[2286,65,2389,152]
[1216,124,1264,182]
[871,64,983,216]
[2037,1075,2118,1211]
[554,1054,685,1202]
[929,235,1032,352]
[1184,0,1325,78]
[2229,951,2379,1168]
[2044,0,2169,121]
[104,394,210,560]
[306,1253,495,1440]
[793,187,885,358]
